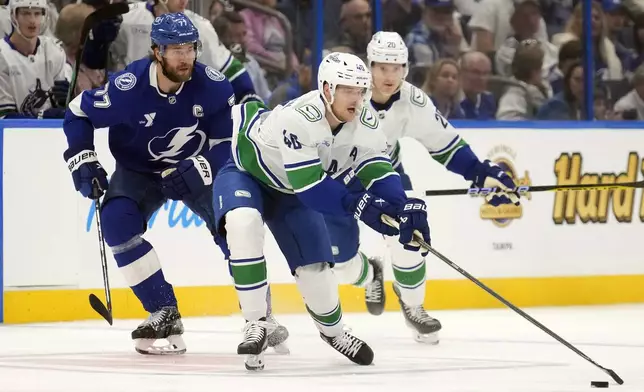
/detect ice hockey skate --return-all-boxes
[393,284,441,344]
[365,257,386,315]
[320,329,374,365]
[265,314,290,354]
[131,306,186,355]
[238,318,269,371]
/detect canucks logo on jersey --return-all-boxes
[147,122,207,164]
[20,78,49,116]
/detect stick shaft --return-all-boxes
[425,180,644,197]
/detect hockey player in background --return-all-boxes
[0,0,70,118]
[63,13,285,355]
[330,32,521,344]
[112,0,260,104]
[212,52,432,370]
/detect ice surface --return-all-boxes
[0,304,642,392]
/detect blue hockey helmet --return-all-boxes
[150,13,201,52]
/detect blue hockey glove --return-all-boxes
[397,198,431,256]
[65,149,109,199]
[352,192,400,237]
[161,156,213,200]
[471,160,520,206]
[51,80,70,108]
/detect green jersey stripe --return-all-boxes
[286,162,325,191]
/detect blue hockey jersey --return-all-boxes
[63,58,235,174]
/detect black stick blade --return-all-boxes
[89,293,113,325]
[605,368,624,385]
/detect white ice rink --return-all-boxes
[0,304,642,392]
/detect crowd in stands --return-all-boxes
[7,0,644,121]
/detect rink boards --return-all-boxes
[1,120,644,323]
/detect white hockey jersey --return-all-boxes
[0,35,71,117]
[232,91,397,194]
[366,81,466,169]
[112,2,243,81]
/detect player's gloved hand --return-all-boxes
[51,80,70,108]
[39,107,66,119]
[161,155,213,200]
[471,160,520,206]
[397,198,431,256]
[64,149,109,199]
[351,192,400,237]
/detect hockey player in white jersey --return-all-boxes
[0,0,70,118]
[112,0,260,103]
[328,32,521,344]
[212,52,432,370]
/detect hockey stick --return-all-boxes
[380,215,624,385]
[88,180,113,326]
[66,3,130,106]
[424,180,644,197]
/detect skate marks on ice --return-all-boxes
[0,351,563,378]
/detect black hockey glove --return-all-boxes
[51,80,70,108]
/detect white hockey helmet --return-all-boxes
[367,31,409,78]
[10,0,49,34]
[317,52,372,105]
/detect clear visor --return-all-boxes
[160,41,202,60]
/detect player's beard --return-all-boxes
[160,58,194,83]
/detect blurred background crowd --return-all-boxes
[11,0,644,121]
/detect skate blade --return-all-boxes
[270,342,290,355]
[134,335,187,355]
[413,331,439,345]
[244,352,265,371]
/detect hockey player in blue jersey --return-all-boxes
[63,13,287,355]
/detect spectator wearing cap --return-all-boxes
[405,0,468,67]
[497,42,552,120]
[422,58,465,119]
[213,11,272,101]
[458,51,497,119]
[548,39,583,94]
[495,0,559,80]
[382,0,423,38]
[468,0,549,55]
[552,1,623,80]
[614,63,644,119]
[324,0,372,62]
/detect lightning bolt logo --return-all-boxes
[147,122,207,163]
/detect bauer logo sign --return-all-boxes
[478,145,532,228]
[552,152,644,224]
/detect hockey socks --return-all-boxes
[225,208,268,321]
[332,251,373,287]
[386,235,426,307]
[295,262,344,337]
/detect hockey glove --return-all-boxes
[51,80,70,108]
[471,160,520,206]
[352,192,400,237]
[65,149,109,199]
[397,198,431,256]
[161,155,213,200]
